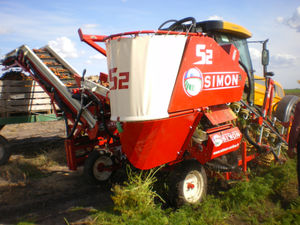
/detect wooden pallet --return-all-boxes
[0,79,56,117]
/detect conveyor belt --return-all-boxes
[33,46,78,88]
[1,45,97,128]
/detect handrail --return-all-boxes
[78,28,203,56]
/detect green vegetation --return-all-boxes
[284,88,300,96]
[87,159,300,225]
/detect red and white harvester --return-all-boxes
[1,17,298,205]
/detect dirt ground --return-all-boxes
[0,121,113,225]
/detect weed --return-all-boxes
[90,158,299,225]
[111,165,163,215]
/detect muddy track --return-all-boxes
[0,121,114,224]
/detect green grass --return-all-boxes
[284,88,300,96]
[85,159,300,225]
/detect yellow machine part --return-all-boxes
[222,21,252,39]
[254,75,285,107]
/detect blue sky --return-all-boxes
[0,0,299,88]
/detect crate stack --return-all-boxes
[0,46,77,119]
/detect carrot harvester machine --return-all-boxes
[1,17,298,205]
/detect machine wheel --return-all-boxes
[168,160,207,206]
[0,135,11,166]
[275,95,299,123]
[84,150,114,184]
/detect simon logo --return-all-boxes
[183,67,203,97]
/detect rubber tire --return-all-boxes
[0,135,10,166]
[83,150,114,185]
[168,160,207,207]
[275,95,299,123]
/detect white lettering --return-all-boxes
[217,75,224,87]
[206,49,213,64]
[232,74,238,86]
[202,72,240,90]
[212,143,240,155]
[194,44,213,65]
[204,76,211,88]
[224,75,231,86]
[221,130,241,143]
[195,44,206,64]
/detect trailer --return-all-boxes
[1,17,298,206]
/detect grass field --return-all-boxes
[285,88,300,96]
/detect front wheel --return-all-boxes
[168,160,207,206]
[83,150,115,185]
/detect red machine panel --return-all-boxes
[195,127,242,164]
[120,112,199,170]
[168,36,246,113]
[204,104,237,125]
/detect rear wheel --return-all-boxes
[0,135,10,166]
[275,95,299,123]
[84,150,114,184]
[168,160,207,206]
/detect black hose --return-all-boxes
[244,126,263,153]
[99,105,120,141]
[67,107,84,139]
[244,126,280,161]
[168,17,196,32]
[205,158,238,172]
[84,89,120,141]
[158,19,177,30]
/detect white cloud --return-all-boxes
[270,53,297,67]
[89,53,106,60]
[0,2,78,42]
[48,37,79,58]
[85,53,106,65]
[207,15,224,20]
[276,16,284,23]
[277,6,300,32]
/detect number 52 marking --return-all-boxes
[109,68,129,90]
[194,44,213,65]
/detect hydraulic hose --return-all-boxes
[244,126,280,161]
[205,162,238,172]
[67,107,84,139]
[244,126,263,153]
[205,158,238,172]
[85,89,120,141]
